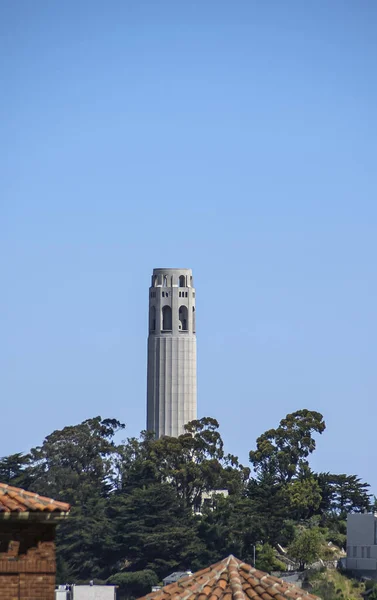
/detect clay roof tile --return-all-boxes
[136,556,319,600]
[0,483,70,514]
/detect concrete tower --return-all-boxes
[147,268,197,438]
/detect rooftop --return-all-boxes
[0,483,70,518]
[138,555,319,600]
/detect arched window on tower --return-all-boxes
[179,275,186,288]
[192,306,196,333]
[154,276,158,287]
[163,275,168,287]
[179,305,188,331]
[162,306,172,331]
[149,306,156,332]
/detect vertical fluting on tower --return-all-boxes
[146,268,197,438]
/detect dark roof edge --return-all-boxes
[0,511,70,522]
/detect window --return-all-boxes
[367,547,371,559]
[192,306,196,332]
[193,292,195,298]
[185,292,188,297]
[163,275,168,287]
[162,306,172,330]
[162,292,165,297]
[179,275,185,287]
[179,305,188,331]
[353,546,357,558]
[361,547,365,558]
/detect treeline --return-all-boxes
[0,410,373,595]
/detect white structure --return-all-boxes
[193,489,229,515]
[346,513,377,575]
[55,586,117,600]
[147,268,197,438]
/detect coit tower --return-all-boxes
[147,268,197,438]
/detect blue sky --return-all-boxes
[1,1,377,493]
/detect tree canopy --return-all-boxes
[0,409,371,591]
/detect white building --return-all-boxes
[146,268,197,438]
[346,513,377,575]
[55,585,117,600]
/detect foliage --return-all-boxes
[246,474,291,545]
[0,410,372,583]
[114,417,250,525]
[27,417,125,504]
[249,409,325,483]
[285,476,322,520]
[287,527,324,570]
[364,581,377,599]
[195,495,260,568]
[317,473,371,518]
[106,483,203,578]
[0,453,33,489]
[107,570,158,599]
[308,568,365,600]
[255,543,285,573]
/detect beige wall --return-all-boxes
[147,268,197,438]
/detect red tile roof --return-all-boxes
[0,483,70,514]
[138,555,319,600]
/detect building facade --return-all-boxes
[147,268,197,438]
[346,513,377,576]
[0,483,70,600]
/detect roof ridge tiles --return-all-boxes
[137,555,320,600]
[228,557,245,600]
[0,482,70,514]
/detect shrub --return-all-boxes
[107,569,159,599]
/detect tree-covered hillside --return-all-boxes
[0,410,373,596]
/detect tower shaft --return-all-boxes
[147,268,197,438]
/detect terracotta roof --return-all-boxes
[0,483,70,514]
[138,555,319,600]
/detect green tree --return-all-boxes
[288,527,324,570]
[26,416,125,582]
[107,570,158,600]
[106,482,203,579]
[195,494,260,568]
[246,474,291,546]
[1,409,373,586]
[316,473,370,518]
[0,453,33,489]
[286,476,322,521]
[118,418,249,509]
[56,496,112,582]
[28,416,125,504]
[249,409,325,484]
[116,431,159,493]
[255,543,285,573]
